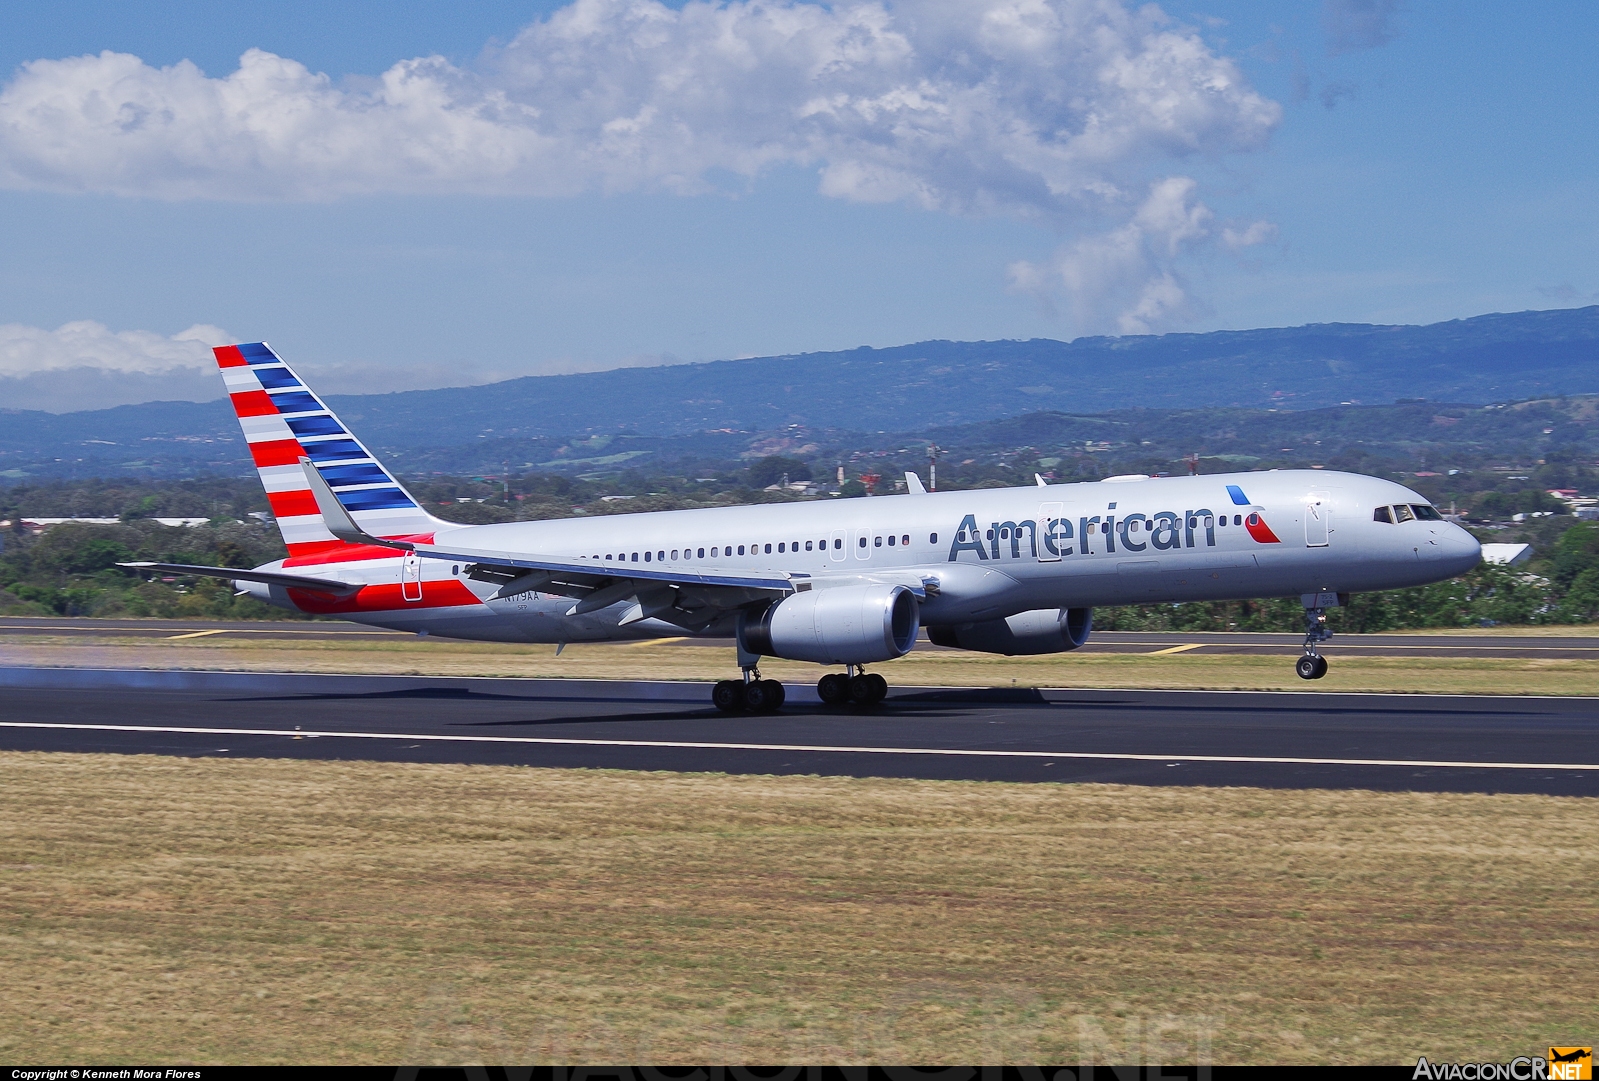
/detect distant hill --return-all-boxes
[3,305,1598,478]
[322,305,1599,445]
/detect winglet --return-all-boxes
[905,471,927,495]
[1035,473,1048,487]
[300,457,414,550]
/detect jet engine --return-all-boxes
[926,607,1092,656]
[740,584,920,665]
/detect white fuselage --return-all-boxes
[245,469,1481,648]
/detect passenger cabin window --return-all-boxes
[1393,505,1415,523]
[1374,506,1393,523]
[697,548,705,558]
[805,541,813,551]
[929,533,938,544]
[1412,504,1443,521]
[874,536,882,547]
[858,536,867,548]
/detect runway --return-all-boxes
[4,615,1598,658]
[2,667,1595,795]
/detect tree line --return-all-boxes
[3,474,1597,628]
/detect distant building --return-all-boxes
[1480,543,1533,566]
[19,516,215,534]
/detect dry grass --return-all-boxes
[3,632,1598,697]
[0,752,1593,1065]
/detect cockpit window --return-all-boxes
[1393,504,1415,523]
[1411,504,1442,521]
[1373,506,1393,524]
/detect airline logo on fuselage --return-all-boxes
[946,486,1280,562]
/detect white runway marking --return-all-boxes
[2,721,1596,771]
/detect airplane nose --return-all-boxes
[1435,525,1481,575]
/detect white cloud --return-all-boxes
[0,0,1281,338]
[0,320,230,378]
[0,320,605,411]
[0,321,231,412]
[0,0,1277,217]
[1222,219,1276,250]
[1008,176,1226,334]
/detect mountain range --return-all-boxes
[3,305,1598,478]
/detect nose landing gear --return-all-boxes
[817,665,888,706]
[1295,653,1329,680]
[1296,591,1343,680]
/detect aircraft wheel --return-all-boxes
[817,673,850,706]
[848,675,879,705]
[1311,655,1329,679]
[1294,655,1320,681]
[712,679,746,712]
[864,673,888,703]
[744,679,785,713]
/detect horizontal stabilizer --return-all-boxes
[119,561,362,597]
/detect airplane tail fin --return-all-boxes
[215,342,449,562]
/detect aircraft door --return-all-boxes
[853,529,871,560]
[1305,493,1330,547]
[401,551,424,601]
[1038,501,1064,562]
[829,528,847,562]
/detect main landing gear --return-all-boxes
[713,641,890,712]
[714,639,788,713]
[713,670,787,713]
[817,665,887,707]
[1296,592,1340,680]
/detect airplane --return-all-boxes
[122,341,1482,712]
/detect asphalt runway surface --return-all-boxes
[4,615,1598,658]
[2,669,1595,796]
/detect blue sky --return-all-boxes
[0,0,1595,410]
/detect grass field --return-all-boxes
[3,630,1598,697]
[0,752,1593,1066]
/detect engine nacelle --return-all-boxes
[926,607,1092,656]
[741,584,920,665]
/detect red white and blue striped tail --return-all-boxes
[215,342,446,563]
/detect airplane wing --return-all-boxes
[299,459,794,627]
[118,561,362,597]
